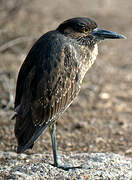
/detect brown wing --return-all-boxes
[14,32,80,152]
[31,46,80,126]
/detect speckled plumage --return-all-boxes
[14,17,125,157]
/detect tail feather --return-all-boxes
[15,108,51,154]
[15,108,37,153]
[17,122,50,153]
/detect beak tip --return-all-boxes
[118,34,127,39]
[121,35,127,39]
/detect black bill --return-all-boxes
[91,28,126,39]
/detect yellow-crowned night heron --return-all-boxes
[13,17,126,170]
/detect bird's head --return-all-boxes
[57,17,126,47]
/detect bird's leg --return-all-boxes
[49,123,58,167]
[49,123,82,171]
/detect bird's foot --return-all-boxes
[57,165,82,171]
[51,163,82,171]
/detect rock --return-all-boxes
[0,151,132,179]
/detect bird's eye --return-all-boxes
[82,27,90,34]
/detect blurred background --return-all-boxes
[0,0,132,157]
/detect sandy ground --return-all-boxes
[0,0,132,157]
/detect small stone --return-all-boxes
[125,148,132,155]
[0,151,132,179]
[99,92,110,100]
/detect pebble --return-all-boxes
[0,151,132,179]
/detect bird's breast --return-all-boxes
[78,44,98,83]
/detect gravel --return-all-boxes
[0,151,132,179]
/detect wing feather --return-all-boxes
[14,31,80,150]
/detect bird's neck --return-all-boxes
[89,43,98,65]
[78,43,98,84]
